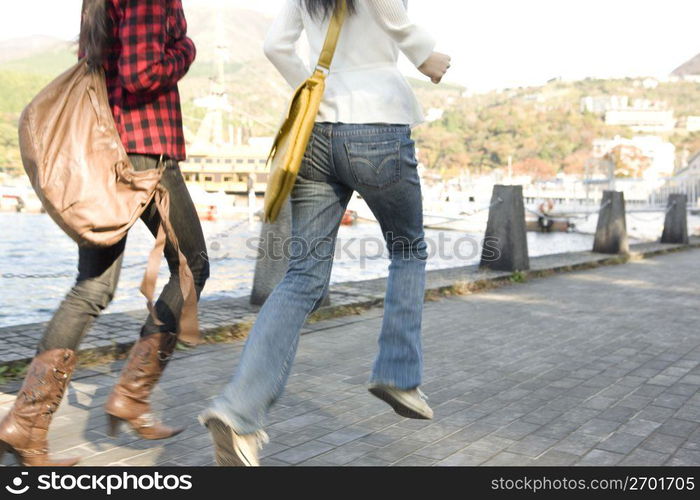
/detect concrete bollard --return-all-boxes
[480,185,530,272]
[250,198,331,309]
[593,190,629,254]
[661,194,689,244]
[250,199,292,306]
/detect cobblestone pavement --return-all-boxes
[1,248,700,466]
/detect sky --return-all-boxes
[1,0,699,91]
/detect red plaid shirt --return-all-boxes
[91,0,196,161]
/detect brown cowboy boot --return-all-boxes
[104,332,183,440]
[0,349,80,466]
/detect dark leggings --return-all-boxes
[38,154,209,352]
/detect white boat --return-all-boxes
[0,184,43,213]
[186,184,246,221]
[347,191,489,233]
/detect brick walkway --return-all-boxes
[2,248,700,466]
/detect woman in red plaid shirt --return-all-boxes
[0,0,208,466]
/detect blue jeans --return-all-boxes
[208,123,428,434]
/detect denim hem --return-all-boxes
[368,375,421,391]
[199,404,262,436]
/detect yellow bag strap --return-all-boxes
[315,0,347,74]
[265,1,347,166]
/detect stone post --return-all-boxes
[661,194,689,244]
[480,185,530,271]
[593,190,629,254]
[250,199,330,308]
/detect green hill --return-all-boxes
[0,71,57,173]
[0,4,464,174]
[414,78,700,180]
[2,9,698,181]
[0,12,460,174]
[0,47,76,78]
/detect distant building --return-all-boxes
[524,93,546,103]
[580,95,628,114]
[677,116,700,132]
[676,151,700,182]
[592,135,676,181]
[604,108,676,133]
[656,150,700,206]
[639,78,660,89]
[688,151,700,174]
[424,108,445,122]
[629,99,663,110]
[582,94,676,132]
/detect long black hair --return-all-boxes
[79,0,110,69]
[302,0,357,19]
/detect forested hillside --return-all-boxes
[1,25,699,182]
[414,78,700,180]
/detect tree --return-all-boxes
[0,122,22,174]
[604,145,651,178]
[513,158,557,181]
[414,126,469,176]
[563,150,590,176]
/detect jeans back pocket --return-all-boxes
[345,139,401,189]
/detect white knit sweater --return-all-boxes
[263,0,436,127]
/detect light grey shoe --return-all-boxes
[368,384,434,420]
[198,411,268,467]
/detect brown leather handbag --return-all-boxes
[18,59,200,346]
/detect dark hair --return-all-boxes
[302,0,356,19]
[79,0,110,69]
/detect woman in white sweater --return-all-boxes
[200,0,450,466]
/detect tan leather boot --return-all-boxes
[0,349,80,466]
[104,332,183,440]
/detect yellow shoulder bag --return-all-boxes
[263,0,347,223]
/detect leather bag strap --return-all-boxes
[315,0,347,73]
[140,185,200,346]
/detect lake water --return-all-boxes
[0,210,688,328]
